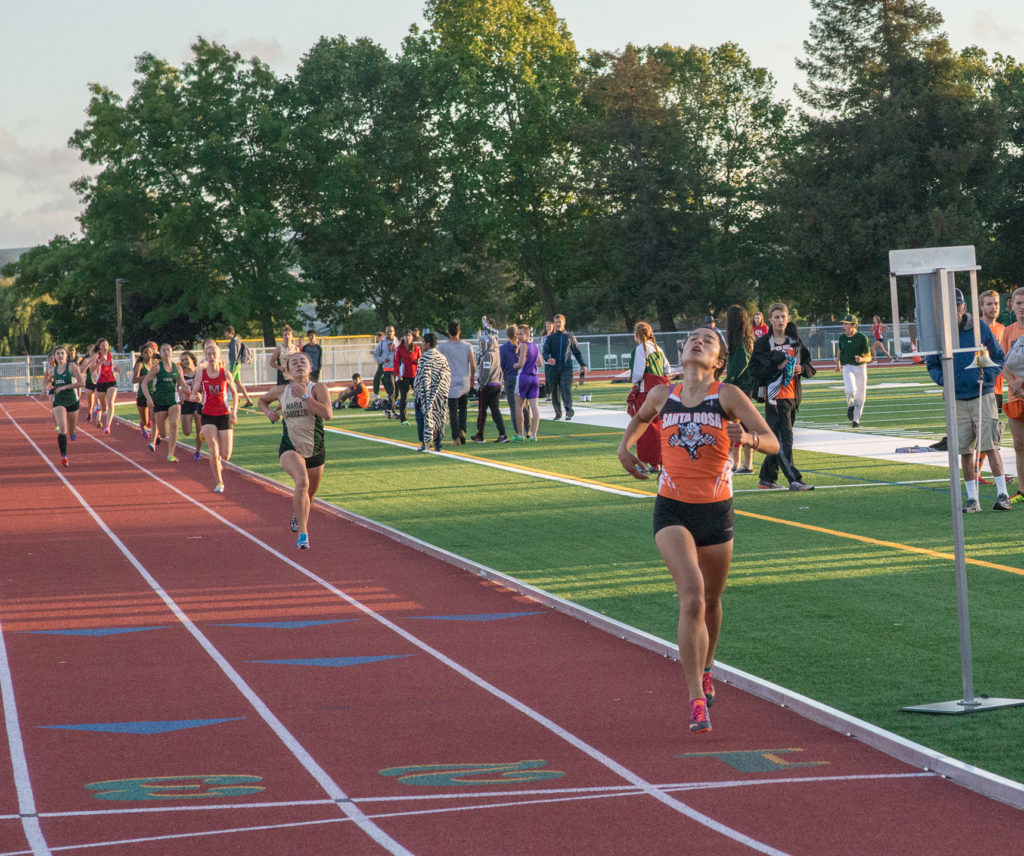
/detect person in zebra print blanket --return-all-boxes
[413,331,451,452]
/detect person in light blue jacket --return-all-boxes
[925,288,1008,512]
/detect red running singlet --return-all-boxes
[201,367,230,416]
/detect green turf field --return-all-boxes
[176,364,1024,783]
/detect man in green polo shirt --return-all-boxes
[835,313,871,427]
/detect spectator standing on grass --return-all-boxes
[723,306,756,473]
[749,302,816,491]
[617,325,779,735]
[269,325,300,386]
[373,326,399,416]
[224,326,255,407]
[626,321,670,472]
[470,331,507,443]
[301,330,323,382]
[543,314,588,421]
[500,324,527,433]
[413,332,451,452]
[925,288,1009,512]
[977,291,1006,484]
[1000,287,1024,504]
[371,331,384,395]
[513,324,541,441]
[437,320,476,445]
[751,311,769,338]
[394,330,421,424]
[835,314,871,428]
[539,320,554,400]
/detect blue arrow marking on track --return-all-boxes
[38,718,245,735]
[23,627,168,636]
[210,620,357,629]
[248,655,412,668]
[408,612,546,622]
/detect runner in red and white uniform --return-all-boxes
[617,326,778,736]
[190,340,237,492]
[92,338,119,434]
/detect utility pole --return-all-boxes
[115,279,126,351]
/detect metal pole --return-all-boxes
[115,278,126,352]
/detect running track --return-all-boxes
[1,396,1022,855]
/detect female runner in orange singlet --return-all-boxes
[617,326,778,735]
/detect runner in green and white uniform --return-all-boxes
[257,351,332,549]
[44,345,84,467]
[142,343,187,462]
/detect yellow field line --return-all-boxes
[329,424,1024,577]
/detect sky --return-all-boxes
[2,0,1022,249]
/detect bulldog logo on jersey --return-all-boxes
[668,420,716,461]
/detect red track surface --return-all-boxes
[1,395,1022,855]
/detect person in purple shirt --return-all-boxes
[499,324,527,433]
[513,323,541,441]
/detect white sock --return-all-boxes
[995,475,1007,495]
[965,479,979,501]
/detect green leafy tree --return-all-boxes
[424,0,581,319]
[575,43,789,329]
[989,54,1024,286]
[69,39,298,345]
[776,0,1002,316]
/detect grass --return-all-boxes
[142,365,1024,783]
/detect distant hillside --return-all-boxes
[0,247,32,266]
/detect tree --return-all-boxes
[69,39,298,345]
[988,54,1024,286]
[575,43,789,329]
[775,0,1002,317]
[424,0,581,319]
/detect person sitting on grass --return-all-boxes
[335,374,371,409]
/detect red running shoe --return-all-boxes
[702,670,715,707]
[689,697,711,734]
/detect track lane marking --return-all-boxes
[11,402,795,855]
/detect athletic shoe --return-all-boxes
[962,498,981,513]
[60,456,69,467]
[69,432,76,441]
[290,515,299,532]
[401,420,409,425]
[416,444,427,452]
[495,436,509,443]
[103,427,111,435]
[85,412,92,423]
[296,534,309,550]
[852,421,860,428]
[789,481,815,491]
[155,435,161,446]
[702,671,715,707]
[528,436,538,442]
[758,481,783,490]
[512,435,524,443]
[552,414,562,421]
[565,414,573,421]
[166,455,179,463]
[979,476,994,486]
[689,697,711,734]
[213,482,225,494]
[141,428,150,440]
[1010,491,1024,505]
[193,451,202,461]
[993,494,1012,511]
[733,466,753,475]
[147,442,155,452]
[930,436,948,451]
[847,404,854,421]
[470,434,485,443]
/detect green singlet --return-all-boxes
[51,365,79,409]
[151,362,181,407]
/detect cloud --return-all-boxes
[228,37,287,67]
[968,9,1022,47]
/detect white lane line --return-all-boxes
[2,408,413,856]
[52,420,795,855]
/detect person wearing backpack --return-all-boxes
[626,321,671,471]
[224,326,255,408]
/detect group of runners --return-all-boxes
[44,337,330,551]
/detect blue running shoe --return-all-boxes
[296,533,309,550]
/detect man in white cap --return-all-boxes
[834,314,871,427]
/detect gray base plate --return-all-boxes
[902,697,1024,715]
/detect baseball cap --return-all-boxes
[842,313,857,325]
[955,288,965,304]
